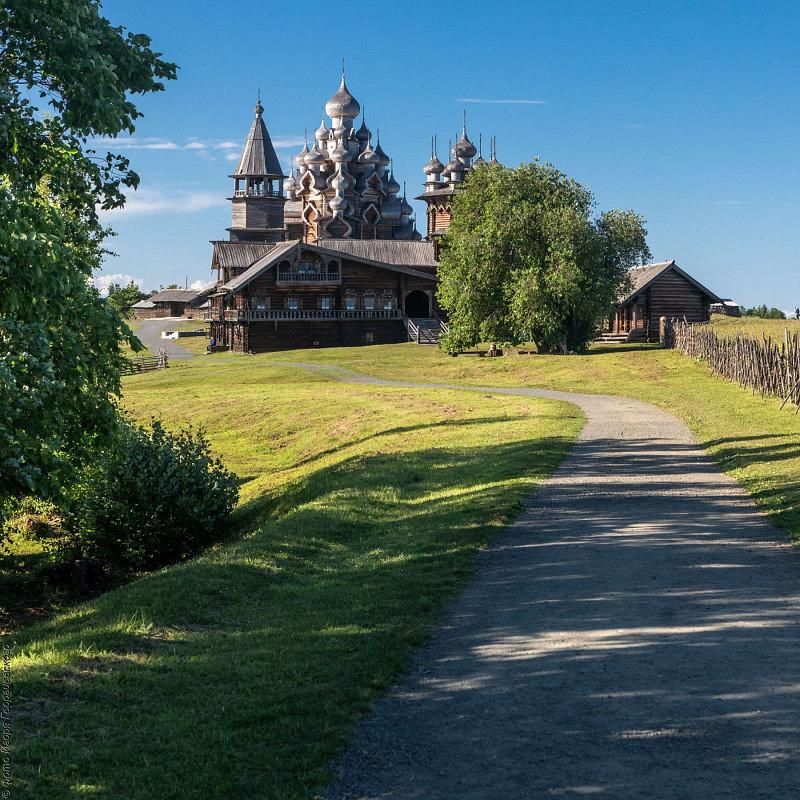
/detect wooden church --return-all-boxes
[206,75,444,353]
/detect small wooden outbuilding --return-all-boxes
[606,260,720,341]
[132,289,203,320]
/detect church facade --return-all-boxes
[206,75,445,353]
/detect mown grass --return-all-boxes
[708,313,800,341]
[11,361,581,800]
[266,341,800,540]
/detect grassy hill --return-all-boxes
[11,338,800,798]
[11,359,580,800]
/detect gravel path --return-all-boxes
[133,318,195,360]
[301,364,800,800]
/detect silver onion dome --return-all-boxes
[355,117,371,142]
[315,118,330,141]
[325,75,361,119]
[358,143,380,165]
[423,155,445,175]
[455,131,477,159]
[330,139,351,163]
[374,140,390,167]
[296,142,311,165]
[305,145,326,166]
[385,170,401,194]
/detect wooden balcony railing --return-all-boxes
[208,309,401,322]
[276,272,341,284]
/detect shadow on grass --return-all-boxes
[11,434,572,800]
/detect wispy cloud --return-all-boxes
[710,200,746,206]
[224,152,240,162]
[100,188,228,217]
[457,98,545,105]
[92,273,144,297]
[273,136,306,148]
[190,279,213,291]
[89,135,304,154]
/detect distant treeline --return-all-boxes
[741,305,796,320]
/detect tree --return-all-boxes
[742,305,786,319]
[107,281,146,318]
[0,2,176,509]
[437,162,651,354]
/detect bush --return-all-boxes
[71,419,239,573]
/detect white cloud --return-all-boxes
[92,273,144,297]
[190,279,213,291]
[100,187,228,217]
[273,136,306,148]
[225,152,239,161]
[185,142,207,150]
[457,98,546,105]
[215,141,240,150]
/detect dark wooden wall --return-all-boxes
[647,270,710,327]
[213,319,406,353]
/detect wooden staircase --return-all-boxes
[404,316,446,345]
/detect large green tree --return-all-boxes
[438,162,651,354]
[0,1,176,503]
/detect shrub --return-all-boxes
[71,419,239,573]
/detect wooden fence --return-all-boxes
[122,350,169,375]
[664,320,800,411]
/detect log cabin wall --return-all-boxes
[646,270,710,328]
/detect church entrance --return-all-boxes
[404,290,430,318]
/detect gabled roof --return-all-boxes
[220,240,439,293]
[310,242,438,281]
[315,239,437,269]
[210,241,277,271]
[132,300,156,309]
[232,106,284,178]
[222,240,300,292]
[621,260,721,304]
[147,289,201,303]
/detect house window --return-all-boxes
[287,297,300,310]
[363,294,375,311]
[251,295,268,310]
[345,296,357,311]
[364,331,374,344]
[383,295,396,311]
[320,296,332,310]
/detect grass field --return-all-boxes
[12,336,800,798]
[265,341,800,541]
[708,313,800,341]
[11,360,580,799]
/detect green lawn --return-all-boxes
[265,341,800,540]
[11,360,580,800]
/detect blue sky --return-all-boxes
[97,0,800,309]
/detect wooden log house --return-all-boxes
[606,260,721,341]
[207,239,439,352]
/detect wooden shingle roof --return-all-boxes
[315,239,437,268]
[232,106,284,177]
[621,260,721,303]
[147,289,201,303]
[210,241,277,270]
